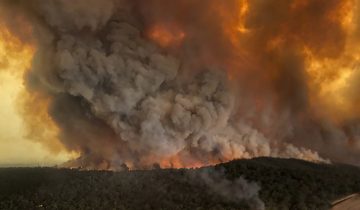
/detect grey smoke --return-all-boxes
[1,0,346,169]
[195,168,265,210]
[46,3,325,168]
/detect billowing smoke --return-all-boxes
[195,168,265,210]
[1,0,360,169]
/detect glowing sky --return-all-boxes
[0,29,72,166]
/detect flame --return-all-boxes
[2,0,360,169]
[0,26,33,75]
[0,21,76,165]
[222,0,359,126]
[139,154,223,169]
[140,0,360,168]
[148,24,186,48]
[304,0,360,123]
[236,0,250,34]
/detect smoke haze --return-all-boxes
[1,0,360,169]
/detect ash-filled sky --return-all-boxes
[1,0,360,169]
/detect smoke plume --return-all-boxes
[1,0,360,169]
[195,168,265,210]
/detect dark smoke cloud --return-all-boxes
[2,0,360,168]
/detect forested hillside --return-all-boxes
[1,158,360,210]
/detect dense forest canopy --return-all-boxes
[1,157,360,210]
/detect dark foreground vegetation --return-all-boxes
[1,157,360,210]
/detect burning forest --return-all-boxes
[1,0,360,170]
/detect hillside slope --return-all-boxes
[1,158,360,210]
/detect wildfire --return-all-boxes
[148,24,186,48]
[73,0,360,169]
[139,154,223,169]
[236,0,250,34]
[0,20,76,164]
[0,26,33,75]
[303,0,360,123]
[3,0,360,170]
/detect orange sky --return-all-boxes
[0,28,73,166]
